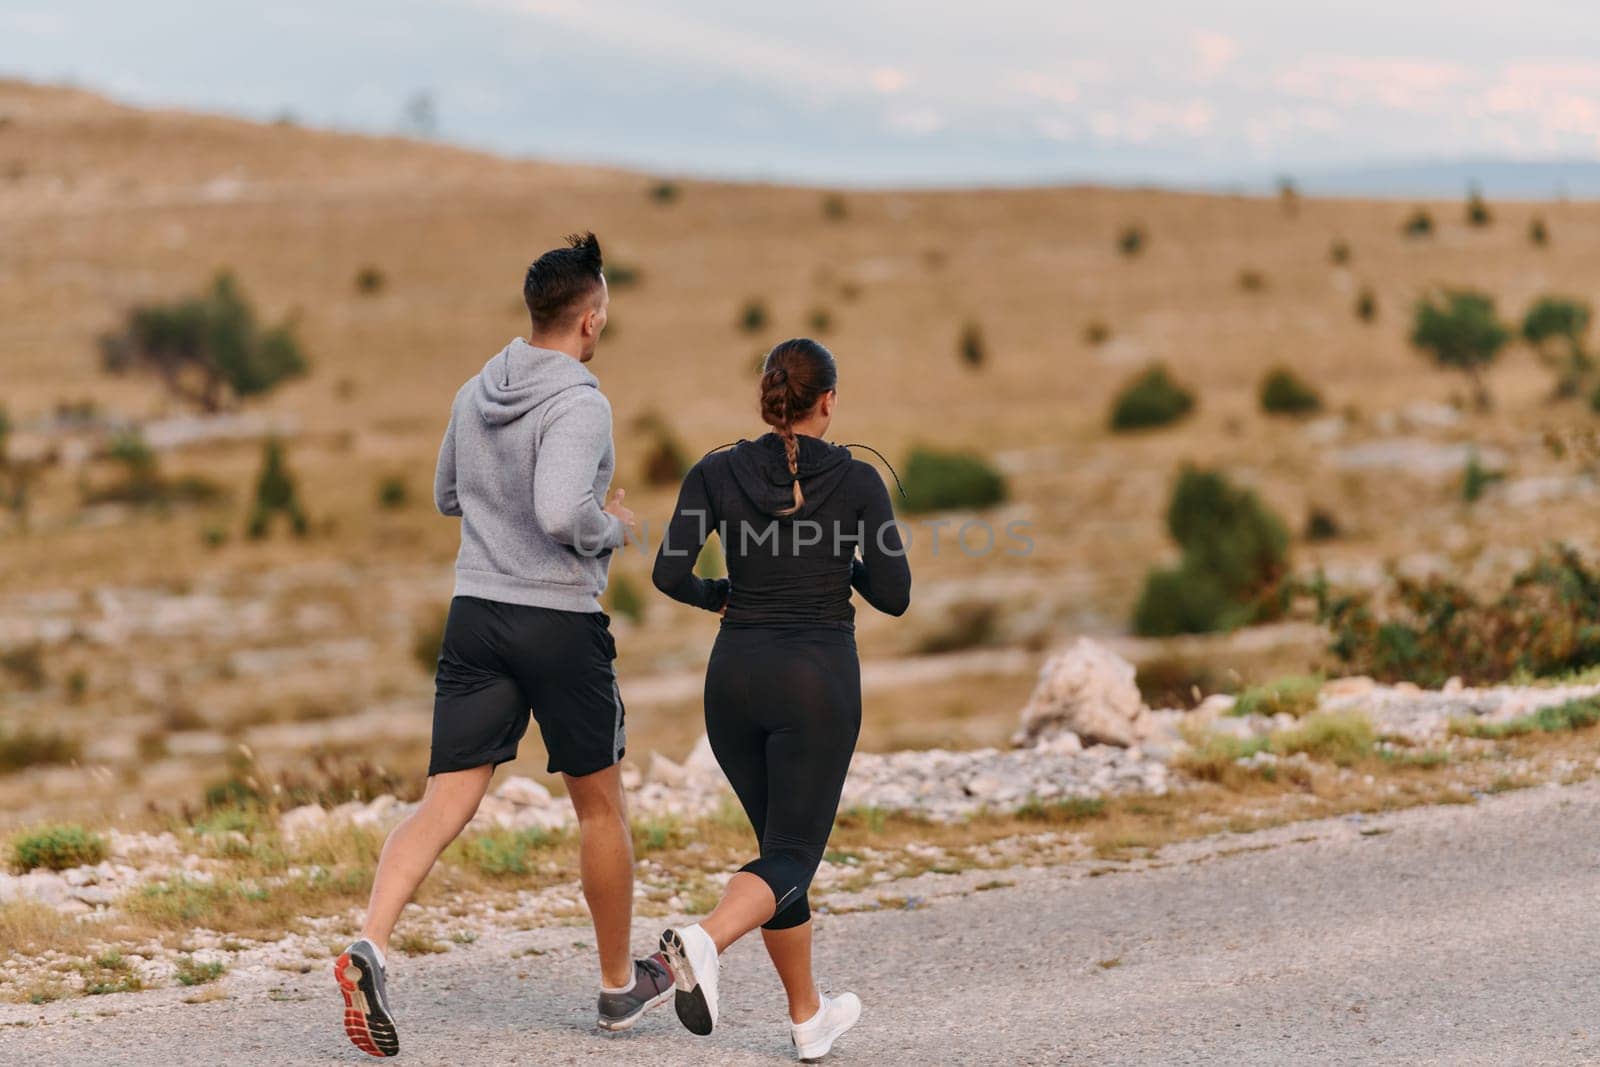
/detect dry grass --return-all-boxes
[0,899,97,957]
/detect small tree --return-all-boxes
[1465,185,1491,227]
[1110,364,1195,432]
[1409,289,1511,409]
[1259,367,1323,416]
[958,322,987,368]
[247,438,308,538]
[99,271,307,412]
[1521,295,1592,395]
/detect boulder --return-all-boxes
[496,776,553,807]
[1012,639,1150,748]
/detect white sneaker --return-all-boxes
[659,924,720,1035]
[791,989,861,1061]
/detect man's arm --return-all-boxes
[533,392,627,553]
[434,407,462,517]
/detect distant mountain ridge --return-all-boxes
[1283,158,1600,200]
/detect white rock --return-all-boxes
[497,777,552,807]
[647,753,688,788]
[1013,638,1149,748]
[279,804,328,838]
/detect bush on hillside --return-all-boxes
[1401,209,1434,238]
[354,266,385,295]
[247,438,308,539]
[1465,186,1492,227]
[738,299,768,334]
[899,447,1008,514]
[808,307,833,334]
[1355,286,1378,324]
[376,475,408,509]
[1109,364,1195,432]
[1315,543,1600,686]
[99,271,308,412]
[634,412,690,488]
[10,825,106,872]
[1132,467,1290,636]
[607,574,645,623]
[1329,240,1351,266]
[1237,269,1267,293]
[649,181,679,203]
[1083,320,1111,346]
[1117,224,1146,257]
[1259,367,1323,416]
[1529,217,1550,247]
[1409,289,1511,409]
[821,193,848,221]
[958,322,987,369]
[1521,294,1593,396]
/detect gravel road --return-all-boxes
[6,780,1599,1065]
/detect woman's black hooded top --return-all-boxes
[651,434,911,628]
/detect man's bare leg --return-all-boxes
[358,765,493,953]
[564,763,635,988]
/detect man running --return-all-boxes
[334,232,672,1058]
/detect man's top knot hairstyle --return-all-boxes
[523,231,604,331]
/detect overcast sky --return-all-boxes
[5,0,1600,186]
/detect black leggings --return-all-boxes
[704,625,861,930]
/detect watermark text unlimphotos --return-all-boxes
[575,512,1034,559]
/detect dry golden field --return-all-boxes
[2,79,1598,827]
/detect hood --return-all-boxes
[475,339,598,427]
[725,433,855,519]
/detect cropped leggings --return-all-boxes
[704,625,862,930]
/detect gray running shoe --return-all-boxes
[335,940,399,1058]
[596,953,675,1032]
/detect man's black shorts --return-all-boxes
[428,596,625,778]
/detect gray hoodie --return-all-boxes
[434,339,625,613]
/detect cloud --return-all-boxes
[1275,56,1471,111]
[1192,31,1238,80]
[870,67,908,94]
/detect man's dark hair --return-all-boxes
[523,231,604,331]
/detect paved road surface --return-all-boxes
[7,780,1599,1065]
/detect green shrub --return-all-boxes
[246,438,308,538]
[604,262,642,288]
[1449,696,1600,740]
[1117,224,1146,257]
[1329,240,1351,265]
[174,956,227,986]
[631,815,686,854]
[0,643,45,689]
[453,827,562,877]
[1461,450,1503,503]
[1237,268,1267,293]
[958,322,986,368]
[1233,674,1323,718]
[376,475,408,509]
[1529,217,1550,247]
[899,447,1007,514]
[99,271,308,412]
[1259,367,1322,416]
[608,574,645,623]
[11,825,106,872]
[1316,543,1600,686]
[738,299,768,334]
[1109,364,1195,431]
[1401,208,1434,238]
[695,540,724,580]
[354,266,385,295]
[634,412,689,488]
[1270,711,1374,766]
[1015,796,1105,824]
[1521,295,1592,395]
[1304,507,1341,542]
[1465,185,1491,227]
[1410,289,1511,408]
[1355,286,1378,324]
[0,727,81,773]
[1132,467,1290,636]
[649,180,679,203]
[821,193,848,221]
[808,307,833,334]
[1083,320,1111,346]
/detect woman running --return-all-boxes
[651,337,911,1060]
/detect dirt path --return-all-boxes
[6,780,1598,1065]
